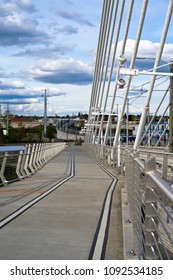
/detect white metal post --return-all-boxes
[16,150,24,179]
[114,0,149,147]
[0,152,8,184]
[24,144,32,176]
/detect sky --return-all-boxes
[0,0,173,117]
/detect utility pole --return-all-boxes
[169,63,173,152]
[6,102,9,136]
[44,89,47,136]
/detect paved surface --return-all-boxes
[0,146,124,260]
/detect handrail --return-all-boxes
[0,143,66,186]
[84,143,173,259]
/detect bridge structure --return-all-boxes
[0,0,173,261]
[85,0,173,260]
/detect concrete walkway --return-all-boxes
[0,146,123,260]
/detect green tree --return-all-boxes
[8,127,18,143]
[46,125,56,141]
[0,126,5,144]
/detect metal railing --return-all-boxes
[125,148,173,259]
[0,143,66,186]
[84,143,126,174]
[84,143,173,259]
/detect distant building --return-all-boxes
[11,117,39,128]
[142,121,169,145]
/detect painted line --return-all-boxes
[91,178,117,259]
[87,155,117,260]
[0,174,73,229]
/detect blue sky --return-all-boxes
[0,0,173,116]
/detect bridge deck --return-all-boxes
[0,146,123,260]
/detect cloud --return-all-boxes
[0,0,37,14]
[0,82,67,105]
[0,17,50,46]
[28,58,94,85]
[118,39,173,61]
[13,44,77,58]
[116,39,173,69]
[56,9,95,27]
[0,79,25,90]
[0,1,49,46]
[56,25,79,35]
[14,0,37,12]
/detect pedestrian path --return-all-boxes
[0,146,123,260]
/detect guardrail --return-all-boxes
[84,143,173,259]
[0,143,66,186]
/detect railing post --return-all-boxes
[20,148,28,178]
[33,143,39,170]
[42,143,46,163]
[44,143,48,162]
[39,143,45,166]
[24,144,32,176]
[36,143,42,169]
[0,152,8,184]
[145,156,159,259]
[29,144,36,173]
[16,150,24,179]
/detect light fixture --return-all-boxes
[118,55,127,67]
[117,77,126,88]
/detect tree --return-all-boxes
[46,124,56,141]
[8,127,18,143]
[0,125,5,144]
